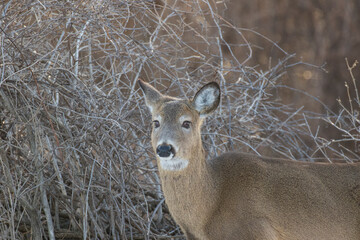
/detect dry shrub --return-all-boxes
[0,0,359,239]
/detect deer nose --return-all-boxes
[156,143,175,158]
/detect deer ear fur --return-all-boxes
[191,82,220,117]
[138,80,163,113]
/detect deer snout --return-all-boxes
[156,143,176,158]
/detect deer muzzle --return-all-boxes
[156,143,176,158]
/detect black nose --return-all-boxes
[156,144,175,158]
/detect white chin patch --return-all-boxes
[158,156,189,171]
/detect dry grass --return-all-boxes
[0,0,359,239]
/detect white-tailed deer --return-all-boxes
[138,80,360,240]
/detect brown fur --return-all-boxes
[139,80,360,240]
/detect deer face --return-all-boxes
[151,100,201,171]
[139,80,220,171]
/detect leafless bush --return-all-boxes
[316,59,360,162]
[0,0,358,239]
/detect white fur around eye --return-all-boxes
[153,115,162,122]
[179,115,192,123]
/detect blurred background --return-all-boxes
[220,0,360,144]
[0,0,359,239]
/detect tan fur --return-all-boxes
[138,80,360,240]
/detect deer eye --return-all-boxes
[153,120,160,128]
[182,121,191,129]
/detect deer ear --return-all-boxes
[138,80,163,113]
[191,82,220,117]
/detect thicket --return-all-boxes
[0,0,358,239]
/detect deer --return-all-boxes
[138,79,360,240]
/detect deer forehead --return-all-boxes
[154,101,197,123]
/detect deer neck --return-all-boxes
[158,145,218,231]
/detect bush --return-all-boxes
[0,0,358,239]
